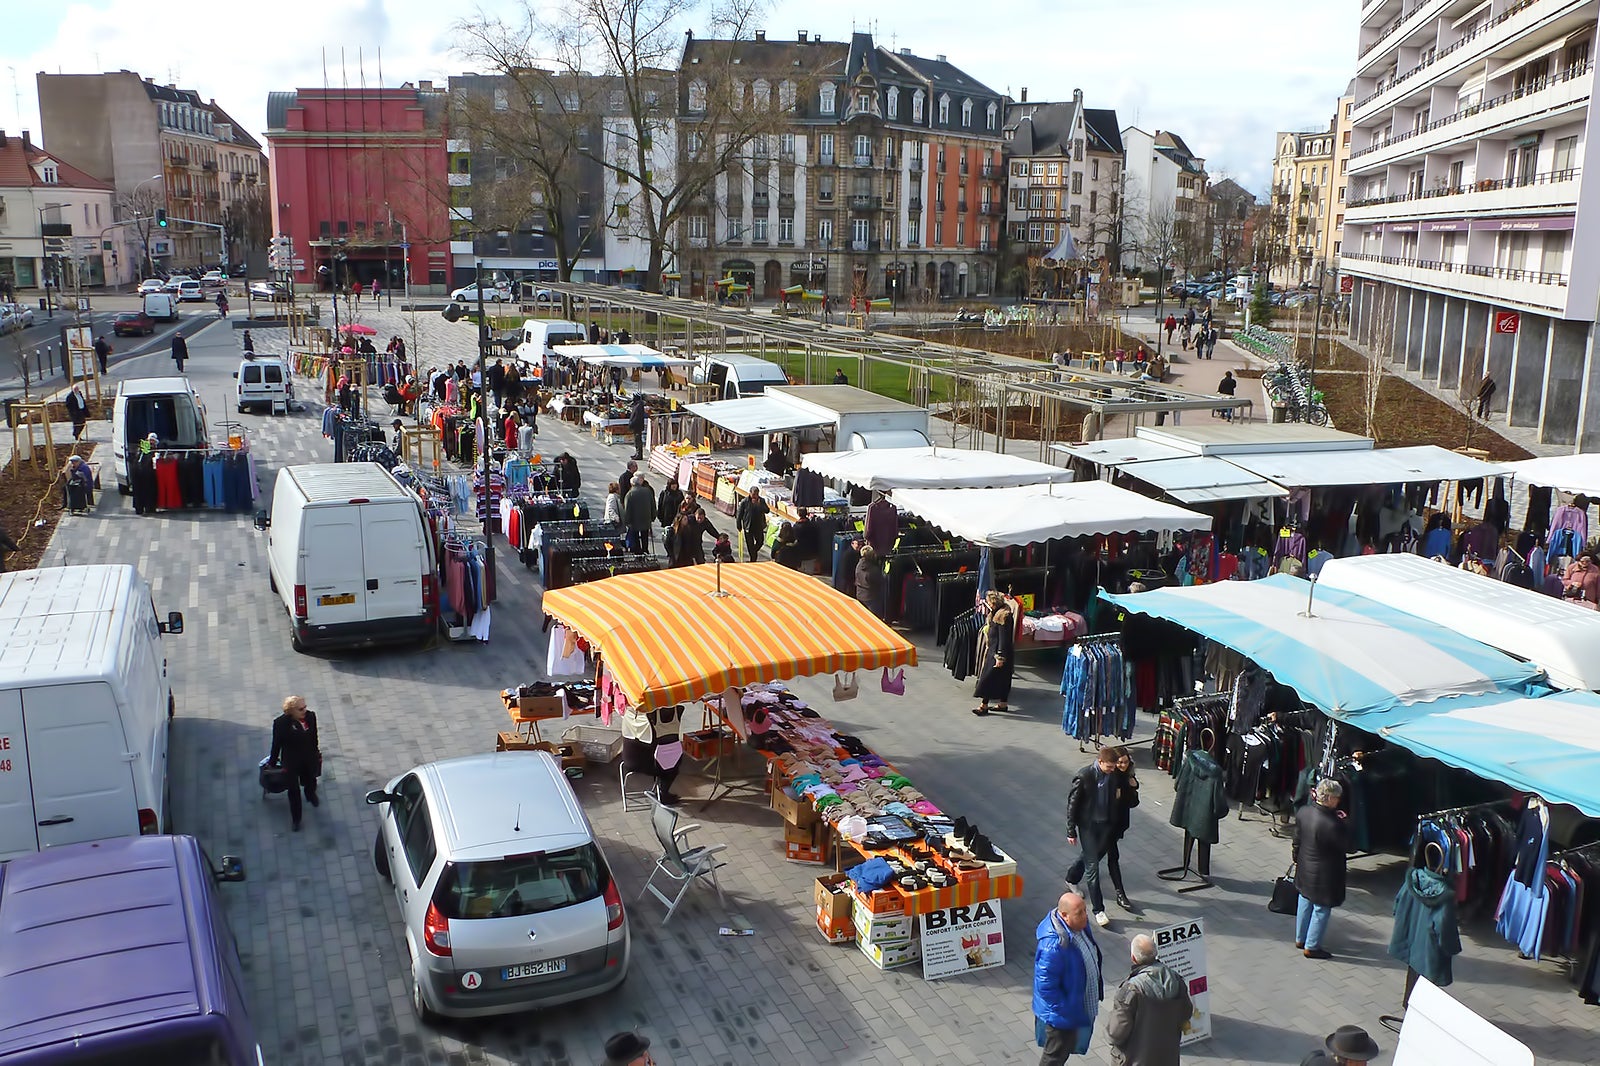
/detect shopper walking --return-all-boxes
[629,393,647,460]
[1105,934,1192,1066]
[1217,371,1238,421]
[93,334,111,375]
[131,433,160,516]
[1106,747,1139,907]
[854,543,885,617]
[1300,1025,1380,1066]
[603,482,623,526]
[1206,325,1219,359]
[735,489,770,561]
[1163,313,1176,344]
[170,330,188,372]
[1032,891,1103,1065]
[656,481,683,544]
[972,590,1014,716]
[669,504,717,567]
[1294,778,1351,959]
[1065,746,1126,924]
[623,478,656,555]
[268,695,322,832]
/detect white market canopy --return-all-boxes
[559,343,695,368]
[1505,454,1600,496]
[891,480,1211,547]
[1223,445,1506,487]
[686,396,835,436]
[1119,456,1289,504]
[801,447,1072,491]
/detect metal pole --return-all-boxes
[1308,261,1323,394]
[475,259,496,604]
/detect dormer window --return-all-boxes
[912,90,924,123]
[820,83,836,115]
[986,101,997,130]
[938,94,950,124]
[960,99,972,127]
[887,86,899,118]
[41,163,58,184]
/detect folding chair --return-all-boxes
[620,763,655,813]
[639,797,727,923]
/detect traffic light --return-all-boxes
[157,209,168,228]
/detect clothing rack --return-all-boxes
[1416,798,1516,824]
[1062,632,1130,753]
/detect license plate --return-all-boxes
[317,593,356,606]
[503,959,567,981]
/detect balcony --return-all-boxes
[850,194,884,210]
[979,241,994,252]
[201,160,217,172]
[849,239,881,252]
[909,157,924,172]
[752,194,770,210]
[1357,0,1434,66]
[980,202,1004,216]
[906,240,920,249]
[1340,250,1571,313]
[853,154,874,168]
[1346,168,1581,219]
[1354,0,1557,114]
[936,161,947,174]
[167,154,188,167]
[981,164,1001,180]
[449,173,472,186]
[780,148,796,163]
[688,235,708,248]
[818,191,835,203]
[909,196,923,211]
[816,154,837,168]
[957,201,970,213]
[779,191,795,205]
[229,170,243,183]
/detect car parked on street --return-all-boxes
[249,280,292,302]
[2,302,36,331]
[113,310,157,336]
[450,282,510,303]
[161,275,191,293]
[366,751,630,1022]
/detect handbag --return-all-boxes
[832,671,859,701]
[880,667,905,696]
[1268,863,1299,914]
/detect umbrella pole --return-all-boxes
[1300,574,1318,618]
[710,559,730,599]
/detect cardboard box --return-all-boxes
[814,873,853,924]
[772,785,819,829]
[528,741,588,774]
[784,819,829,864]
[853,900,915,946]
[496,731,538,751]
[817,909,854,943]
[853,887,907,918]
[510,695,565,722]
[859,932,921,970]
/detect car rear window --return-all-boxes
[264,365,283,383]
[433,844,607,920]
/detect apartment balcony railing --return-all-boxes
[779,191,795,205]
[816,154,836,168]
[780,148,796,162]
[980,202,1004,216]
[1358,0,1434,64]
[1347,167,1580,208]
[688,236,708,248]
[849,239,881,252]
[818,191,835,203]
[850,194,884,210]
[1355,0,1541,110]
[882,156,898,171]
[201,160,217,172]
[753,194,771,210]
[936,160,947,174]
[853,154,874,168]
[1341,250,1568,286]
[229,170,243,183]
[1352,61,1593,160]
[909,196,923,211]
[909,157,924,172]
[981,164,1001,180]
[167,155,188,167]
[956,201,970,213]
[978,241,994,252]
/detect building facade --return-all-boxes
[1001,90,1124,271]
[0,130,116,290]
[265,84,452,294]
[677,30,1006,302]
[1341,0,1596,449]
[1268,125,1336,287]
[1120,126,1210,270]
[37,72,268,278]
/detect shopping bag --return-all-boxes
[1268,864,1299,914]
[258,757,289,796]
[832,672,859,701]
[879,667,906,696]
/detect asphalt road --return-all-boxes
[0,293,226,394]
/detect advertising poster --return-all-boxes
[1153,917,1211,1045]
[919,899,1005,981]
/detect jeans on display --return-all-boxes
[1296,895,1332,950]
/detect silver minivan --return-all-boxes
[366,751,630,1022]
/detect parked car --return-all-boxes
[366,751,630,1022]
[249,280,292,302]
[450,282,510,303]
[137,278,166,295]
[0,307,15,335]
[113,310,157,336]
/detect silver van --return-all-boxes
[366,751,630,1022]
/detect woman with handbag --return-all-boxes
[972,590,1014,716]
[269,695,322,832]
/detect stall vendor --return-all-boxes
[621,705,684,805]
[1563,553,1600,607]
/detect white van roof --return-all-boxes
[523,319,583,334]
[283,462,412,504]
[117,376,194,397]
[703,352,786,369]
[0,565,140,687]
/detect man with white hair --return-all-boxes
[1293,777,1351,959]
[1105,934,1192,1066]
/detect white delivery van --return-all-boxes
[691,353,791,399]
[513,318,586,377]
[111,377,208,494]
[143,291,178,321]
[234,357,289,414]
[0,564,184,863]
[257,463,438,652]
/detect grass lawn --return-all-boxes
[769,349,955,406]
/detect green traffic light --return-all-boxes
[157,210,168,228]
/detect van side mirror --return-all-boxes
[253,509,269,531]
[214,855,246,882]
[159,611,183,635]
[232,371,239,378]
[365,789,394,805]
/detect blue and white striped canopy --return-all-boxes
[1101,575,1544,719]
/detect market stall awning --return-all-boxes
[1101,575,1545,718]
[1376,690,1600,817]
[802,446,1071,491]
[891,481,1210,547]
[1117,456,1287,504]
[1505,454,1600,496]
[556,343,695,368]
[1055,438,1190,466]
[685,396,835,436]
[540,562,917,711]
[1317,554,1600,691]
[1223,445,1506,487]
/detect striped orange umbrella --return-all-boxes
[542,562,918,711]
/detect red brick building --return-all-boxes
[264,84,451,293]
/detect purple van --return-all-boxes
[0,835,258,1065]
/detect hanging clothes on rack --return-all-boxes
[1496,799,1553,958]
[1059,635,1131,743]
[943,609,980,681]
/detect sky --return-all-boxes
[2,0,1356,195]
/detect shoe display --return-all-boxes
[1095,911,1111,928]
[1303,947,1332,960]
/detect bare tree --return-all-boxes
[1361,288,1396,442]
[116,185,163,279]
[222,188,271,268]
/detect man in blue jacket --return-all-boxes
[1033,891,1103,1064]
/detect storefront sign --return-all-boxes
[1470,215,1576,232]
[1389,222,1420,233]
[1340,276,1354,293]
[919,899,1005,980]
[1153,918,1211,1045]
[1494,311,1521,335]
[1419,219,1461,232]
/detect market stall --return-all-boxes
[890,480,1211,548]
[1505,454,1600,497]
[800,446,1072,491]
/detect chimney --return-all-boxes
[755,29,765,41]
[21,130,31,149]
[1020,87,1027,103]
[1073,87,1082,110]
[936,55,946,62]
[418,79,433,91]
[797,31,806,42]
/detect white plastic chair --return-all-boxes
[639,797,727,923]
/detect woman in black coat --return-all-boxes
[268,695,322,832]
[1293,778,1350,958]
[972,591,1014,716]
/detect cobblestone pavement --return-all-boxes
[37,308,1597,1066]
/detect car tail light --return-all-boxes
[293,584,307,619]
[423,901,452,956]
[603,879,624,931]
[422,573,438,617]
[138,808,158,834]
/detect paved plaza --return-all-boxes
[35,306,1597,1065]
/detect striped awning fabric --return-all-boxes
[542,562,918,711]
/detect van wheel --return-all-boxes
[269,572,278,594]
[412,968,440,1026]
[373,832,391,882]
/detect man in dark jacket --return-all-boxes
[487,359,506,409]
[622,478,656,554]
[619,459,638,498]
[1293,778,1350,959]
[268,695,322,832]
[1067,747,1125,925]
[628,393,647,460]
[735,490,770,561]
[1033,891,1102,1066]
[170,330,188,372]
[1105,934,1192,1066]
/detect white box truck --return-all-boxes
[0,564,184,862]
[257,463,438,652]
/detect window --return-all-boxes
[1046,162,1060,179]
[754,80,770,111]
[778,80,796,110]
[912,90,925,123]
[854,134,872,162]
[1089,190,1097,212]
[818,175,835,202]
[887,86,899,118]
[960,99,973,127]
[686,131,703,157]
[493,87,508,111]
[1045,190,1058,212]
[781,132,795,158]
[1028,222,1042,243]
[1044,223,1056,243]
[393,776,436,884]
[1542,231,1570,274]
[616,201,630,220]
[852,218,869,245]
[731,80,745,111]
[818,217,833,243]
[1071,172,1082,194]
[1032,162,1045,176]
[752,136,769,161]
[1091,159,1099,180]
[779,216,793,242]
[1073,140,1083,161]
[908,218,920,245]
[688,80,707,112]
[609,90,624,113]
[986,101,998,130]
[41,164,58,184]
[820,83,836,115]
[1029,188,1044,210]
[564,91,580,111]
[688,215,708,239]
[752,217,767,242]
[857,91,873,114]
[818,133,835,164]
[933,219,943,244]
[883,219,894,244]
[433,845,607,920]
[1499,231,1530,271]
[955,219,963,243]
[1553,135,1579,174]
[1013,161,1027,177]
[1070,204,1081,226]
[727,218,743,242]
[938,94,950,124]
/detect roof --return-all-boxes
[0,136,113,192]
[0,836,216,1054]
[285,462,409,503]
[1005,100,1079,156]
[1224,445,1505,487]
[1082,108,1123,155]
[1134,423,1373,456]
[425,753,590,860]
[686,395,836,436]
[1118,456,1289,504]
[0,566,139,688]
[890,50,997,97]
[801,446,1070,491]
[118,375,196,397]
[769,384,925,416]
[680,34,848,79]
[206,100,262,151]
[1208,178,1256,207]
[143,81,205,107]
[265,90,298,131]
[1153,130,1205,174]
[1505,454,1600,496]
[892,480,1211,547]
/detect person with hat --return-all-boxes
[602,1032,653,1065]
[1301,1025,1380,1065]
[391,418,406,449]
[131,432,160,516]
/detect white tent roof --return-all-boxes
[801,447,1071,491]
[1317,554,1600,691]
[1055,438,1190,466]
[1505,454,1600,496]
[558,343,695,367]
[1126,456,1288,503]
[891,481,1211,547]
[1224,445,1505,487]
[685,396,834,436]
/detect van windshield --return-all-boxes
[433,844,607,919]
[125,395,206,448]
[44,1034,230,1065]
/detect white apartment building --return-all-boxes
[1341,0,1598,449]
[1121,126,1209,270]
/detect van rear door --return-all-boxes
[0,689,39,860]
[24,682,139,849]
[303,507,367,626]
[360,502,425,621]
